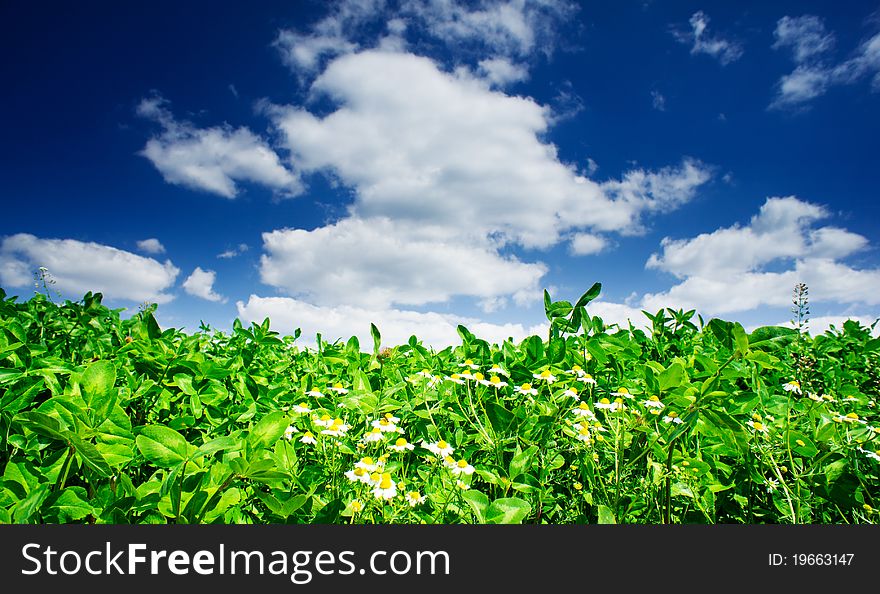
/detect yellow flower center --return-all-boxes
[334,383,343,389]
[333,418,343,425]
[617,387,629,394]
[568,387,578,394]
[599,398,610,405]
[846,412,859,420]
[370,472,381,482]
[395,438,408,446]
[457,460,469,469]
[649,395,660,402]
[321,415,331,422]
[437,440,448,449]
[573,365,582,371]
[351,501,363,513]
[408,491,421,500]
[464,359,474,366]
[380,419,390,426]
[362,457,373,465]
[370,428,382,434]
[521,383,532,390]
[753,422,764,431]
[578,402,589,410]
[579,426,590,435]
[490,376,501,384]
[540,370,552,378]
[304,431,314,438]
[667,412,678,418]
[379,474,393,489]
[354,468,365,477]
[444,456,455,465]
[474,372,485,381]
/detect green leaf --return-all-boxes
[136,425,190,468]
[462,490,490,523]
[659,361,685,391]
[370,323,381,355]
[69,434,113,477]
[486,497,531,524]
[574,282,602,309]
[15,411,69,442]
[44,487,94,522]
[248,411,291,449]
[597,504,616,524]
[509,445,538,480]
[81,360,117,422]
[12,484,50,523]
[547,337,566,363]
[732,322,749,354]
[787,432,818,458]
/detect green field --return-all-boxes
[0,283,877,524]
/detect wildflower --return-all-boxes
[834,412,867,424]
[642,395,665,413]
[481,375,508,388]
[578,374,597,386]
[766,478,779,493]
[313,414,334,428]
[442,455,457,470]
[663,411,683,424]
[446,373,465,385]
[372,473,398,500]
[595,398,614,410]
[472,372,485,383]
[292,403,311,414]
[821,394,837,403]
[327,383,348,394]
[858,448,880,462]
[572,402,597,420]
[372,417,402,433]
[354,457,383,472]
[300,431,317,445]
[567,365,587,378]
[563,386,579,399]
[345,467,372,484]
[421,439,454,458]
[515,383,538,396]
[405,491,427,507]
[747,420,768,433]
[362,427,385,443]
[306,389,325,398]
[283,425,298,441]
[533,369,557,383]
[350,500,364,514]
[573,482,583,491]
[416,369,434,379]
[451,459,475,476]
[611,387,633,399]
[487,365,508,376]
[783,380,801,394]
[455,480,470,490]
[461,359,480,370]
[389,437,415,452]
[321,419,350,437]
[808,393,823,402]
[458,370,476,381]
[575,425,592,444]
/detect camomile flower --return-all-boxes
[821,394,837,403]
[313,414,334,428]
[857,448,880,462]
[293,403,311,414]
[372,473,398,500]
[345,467,372,484]
[563,386,579,399]
[663,411,683,424]
[306,389,325,398]
[515,383,538,396]
[746,420,768,433]
[389,437,415,452]
[596,398,626,412]
[595,398,614,410]
[808,393,824,402]
[446,373,465,385]
[578,374,597,386]
[572,402,597,420]
[642,395,665,412]
[372,416,402,433]
[481,375,508,388]
[442,455,457,470]
[283,425,298,441]
[362,427,386,443]
[533,369,558,383]
[487,365,508,376]
[611,387,634,399]
[405,491,427,507]
[349,500,364,514]
[416,369,434,379]
[321,419,350,437]
[455,480,470,490]
[566,365,587,378]
[458,370,476,381]
[421,439,454,458]
[575,424,592,443]
[765,477,779,493]
[472,372,486,383]
[460,359,479,370]
[782,380,801,394]
[354,457,383,472]
[451,459,475,476]
[327,383,348,394]
[834,412,867,424]
[300,431,317,445]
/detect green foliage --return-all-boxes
[0,286,877,524]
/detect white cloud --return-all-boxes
[217,243,249,259]
[236,295,548,348]
[258,49,711,311]
[477,57,529,87]
[182,267,226,303]
[651,89,666,111]
[569,233,607,256]
[672,11,743,65]
[136,238,166,254]
[137,95,302,198]
[0,233,179,303]
[642,197,879,314]
[771,14,880,109]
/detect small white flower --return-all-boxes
[514,383,538,396]
[458,370,476,381]
[450,459,475,475]
[300,431,317,444]
[578,374,597,385]
[292,403,311,414]
[372,473,398,500]
[313,414,334,427]
[362,427,386,443]
[747,420,768,433]
[354,457,383,472]
[421,439,454,458]
[405,491,427,507]
[563,387,579,399]
[595,397,626,412]
[345,467,372,483]
[321,419,350,436]
[460,359,480,370]
[372,416,402,433]
[643,396,665,410]
[663,412,683,424]
[481,375,508,388]
[572,402,597,420]
[327,383,348,394]
[611,387,634,399]
[283,425,298,440]
[782,380,801,394]
[416,369,434,378]
[566,365,587,378]
[857,448,880,462]
[533,369,557,383]
[455,480,470,490]
[487,365,508,376]
[446,373,465,385]
[765,477,779,493]
[306,389,325,398]
[575,425,592,443]
[834,412,867,424]
[808,393,824,402]
[389,437,415,452]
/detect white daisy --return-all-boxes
[451,459,475,475]
[292,403,311,414]
[283,425,298,440]
[327,383,348,394]
[514,383,538,396]
[300,431,317,444]
[533,369,557,383]
[389,437,415,452]
[405,491,427,507]
[372,474,398,500]
[421,439,454,458]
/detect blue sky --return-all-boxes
[2,0,879,346]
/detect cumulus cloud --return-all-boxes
[642,197,878,314]
[136,238,166,254]
[0,233,179,303]
[217,243,249,259]
[182,267,226,303]
[236,295,549,348]
[672,11,743,65]
[770,14,880,109]
[137,95,302,198]
[569,233,607,255]
[477,57,529,87]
